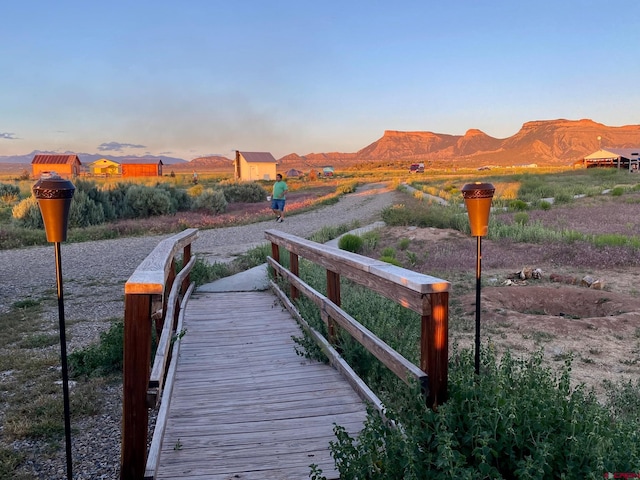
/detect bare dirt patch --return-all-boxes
[373,203,640,398]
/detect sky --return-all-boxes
[1,1,639,161]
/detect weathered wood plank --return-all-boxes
[153,290,366,480]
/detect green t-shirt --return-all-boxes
[273,180,288,199]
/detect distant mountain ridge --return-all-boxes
[3,119,640,171]
[0,150,187,165]
[279,119,640,169]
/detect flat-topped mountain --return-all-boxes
[3,119,640,173]
[279,119,640,170]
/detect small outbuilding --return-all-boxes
[234,151,277,181]
[583,148,640,171]
[285,168,303,178]
[322,166,335,177]
[31,154,82,178]
[89,158,121,176]
[120,158,163,177]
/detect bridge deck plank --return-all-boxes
[155,290,367,480]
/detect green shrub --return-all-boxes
[611,186,625,196]
[69,320,124,378]
[11,196,43,229]
[75,180,117,221]
[381,247,396,258]
[338,234,363,253]
[102,183,130,219]
[157,183,192,211]
[517,175,555,202]
[604,378,640,421]
[336,181,358,194]
[221,182,268,203]
[308,222,359,243]
[513,211,529,225]
[382,203,467,231]
[360,230,380,252]
[0,205,11,222]
[317,348,640,478]
[398,237,410,250]
[187,184,204,197]
[124,185,173,218]
[509,199,529,211]
[192,189,228,214]
[539,200,552,210]
[68,190,106,228]
[234,244,271,271]
[0,183,20,204]
[379,255,401,266]
[187,259,232,285]
[554,191,574,204]
[405,251,418,266]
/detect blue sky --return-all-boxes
[1,1,639,160]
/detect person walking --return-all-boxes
[271,173,288,222]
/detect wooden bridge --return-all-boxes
[119,228,450,479]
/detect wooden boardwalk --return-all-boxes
[154,290,368,480]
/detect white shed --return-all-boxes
[234,151,278,181]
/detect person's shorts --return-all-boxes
[271,199,285,211]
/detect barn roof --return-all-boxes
[119,158,164,165]
[89,158,120,165]
[239,152,277,163]
[32,154,81,165]
[585,148,640,160]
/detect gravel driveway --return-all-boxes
[0,183,399,333]
[1,182,400,479]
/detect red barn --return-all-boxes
[31,154,82,178]
[120,158,163,177]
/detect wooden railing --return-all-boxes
[120,228,199,480]
[264,229,451,408]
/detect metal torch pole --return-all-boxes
[55,241,73,480]
[474,235,482,375]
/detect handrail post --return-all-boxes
[181,244,192,294]
[420,292,449,407]
[326,270,341,345]
[271,242,280,279]
[121,293,152,480]
[164,259,176,320]
[289,251,299,301]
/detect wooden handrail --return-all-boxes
[265,229,450,407]
[120,228,199,480]
[148,254,196,404]
[144,282,194,480]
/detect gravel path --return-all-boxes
[1,182,400,479]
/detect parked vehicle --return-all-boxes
[409,163,424,173]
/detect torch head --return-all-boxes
[461,182,495,237]
[32,173,76,242]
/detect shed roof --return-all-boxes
[585,148,640,160]
[32,154,81,165]
[119,158,164,165]
[89,158,120,166]
[239,152,277,163]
